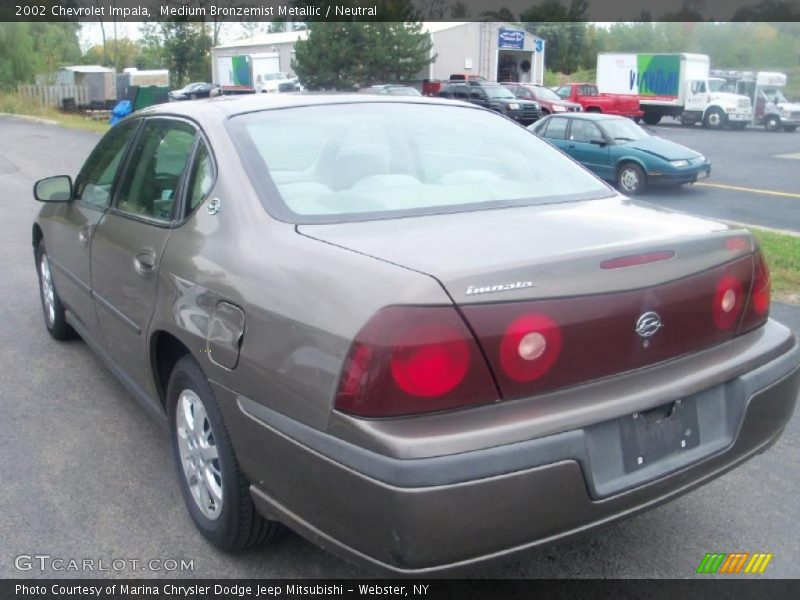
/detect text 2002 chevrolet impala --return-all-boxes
[33,95,799,575]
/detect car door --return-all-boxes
[685,80,708,113]
[42,119,141,335]
[565,119,612,179]
[90,117,198,393]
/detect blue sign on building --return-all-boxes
[498,28,525,50]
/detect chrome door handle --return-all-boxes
[133,251,156,275]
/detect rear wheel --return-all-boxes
[703,108,727,129]
[167,355,282,551]
[617,163,647,196]
[642,112,661,126]
[35,242,75,340]
[764,116,780,132]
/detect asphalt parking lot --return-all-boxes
[0,116,798,579]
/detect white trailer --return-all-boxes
[597,53,753,129]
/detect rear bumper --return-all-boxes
[217,320,799,576]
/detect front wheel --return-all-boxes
[617,163,647,195]
[168,355,282,551]
[764,116,780,132]
[703,108,727,129]
[782,125,796,133]
[35,242,75,340]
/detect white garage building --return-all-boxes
[423,22,545,85]
[210,22,545,87]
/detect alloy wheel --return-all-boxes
[40,254,55,326]
[176,389,223,520]
[620,168,640,193]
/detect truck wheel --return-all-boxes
[764,116,780,132]
[703,108,727,129]
[617,163,646,196]
[642,112,661,125]
[783,125,797,132]
[168,355,283,551]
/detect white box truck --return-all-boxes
[215,53,295,94]
[710,70,800,132]
[597,53,753,129]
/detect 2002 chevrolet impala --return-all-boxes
[32,95,799,575]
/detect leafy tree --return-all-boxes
[82,38,142,72]
[0,22,81,89]
[293,21,434,90]
[161,22,212,86]
[520,0,589,74]
[449,1,470,18]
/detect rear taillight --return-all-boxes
[334,306,497,417]
[738,249,771,334]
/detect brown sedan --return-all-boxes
[32,95,799,574]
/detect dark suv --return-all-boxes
[437,81,542,125]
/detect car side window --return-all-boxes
[570,120,602,143]
[116,119,196,221]
[516,88,532,99]
[74,120,139,209]
[543,117,569,140]
[453,86,468,100]
[186,139,215,214]
[580,85,598,97]
[469,89,486,100]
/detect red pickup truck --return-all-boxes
[554,83,641,119]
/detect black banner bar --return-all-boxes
[2,579,800,600]
[2,0,800,22]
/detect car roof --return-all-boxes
[133,93,480,121]
[545,112,621,122]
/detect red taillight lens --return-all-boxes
[738,250,771,334]
[390,322,470,397]
[334,306,498,417]
[712,273,744,330]
[499,313,562,382]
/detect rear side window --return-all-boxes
[116,119,196,221]
[228,103,611,223]
[453,86,469,100]
[74,120,139,209]
[543,117,569,140]
[187,140,215,213]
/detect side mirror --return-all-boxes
[34,175,73,202]
[590,138,607,146]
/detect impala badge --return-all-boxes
[635,311,663,338]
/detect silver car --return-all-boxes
[32,95,799,575]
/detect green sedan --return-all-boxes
[530,113,711,195]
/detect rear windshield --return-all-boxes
[227,102,612,223]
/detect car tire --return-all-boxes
[617,162,647,195]
[167,355,282,551]
[784,125,797,132]
[642,112,661,125]
[703,108,727,129]
[35,241,76,340]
